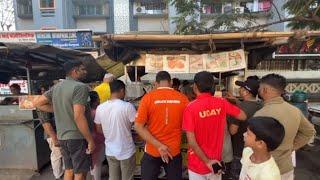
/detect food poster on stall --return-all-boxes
[189,55,205,73]
[204,52,229,72]
[163,55,189,73]
[145,54,164,73]
[228,49,246,71]
[144,49,247,73]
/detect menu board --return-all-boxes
[145,54,164,73]
[228,49,246,71]
[144,49,246,73]
[204,52,229,72]
[189,55,205,73]
[163,55,189,73]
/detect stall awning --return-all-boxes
[0,42,106,84]
[94,31,320,64]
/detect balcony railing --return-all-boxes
[201,0,272,17]
[73,3,110,18]
[133,0,168,17]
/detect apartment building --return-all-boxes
[13,0,287,34]
[14,0,113,33]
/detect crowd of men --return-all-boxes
[33,60,315,180]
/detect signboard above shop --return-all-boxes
[145,49,247,73]
[0,80,28,95]
[0,30,93,49]
[0,32,36,43]
[273,37,320,59]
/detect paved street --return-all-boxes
[2,117,320,180]
[0,139,317,180]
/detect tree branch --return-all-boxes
[298,0,314,16]
[271,1,282,21]
[234,17,296,32]
[313,5,320,16]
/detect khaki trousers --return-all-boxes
[106,154,136,180]
[47,138,64,179]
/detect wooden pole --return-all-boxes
[94,31,320,42]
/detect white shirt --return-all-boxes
[240,147,281,180]
[94,99,136,160]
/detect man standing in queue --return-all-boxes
[183,71,247,180]
[34,60,95,180]
[135,71,189,180]
[254,73,315,180]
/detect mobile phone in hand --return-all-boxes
[212,161,226,174]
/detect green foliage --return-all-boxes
[283,0,320,30]
[170,0,320,34]
[170,0,262,34]
[170,0,206,34]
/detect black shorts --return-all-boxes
[141,153,182,180]
[59,139,91,174]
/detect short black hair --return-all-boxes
[89,91,99,106]
[182,80,190,87]
[248,116,285,151]
[39,84,48,90]
[10,84,21,90]
[156,71,171,83]
[63,60,83,74]
[194,71,215,93]
[172,78,180,87]
[260,73,286,93]
[247,75,260,81]
[110,80,126,93]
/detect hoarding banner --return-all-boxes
[0,32,36,43]
[0,31,93,48]
[0,80,28,95]
[35,31,93,48]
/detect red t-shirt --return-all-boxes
[183,93,241,174]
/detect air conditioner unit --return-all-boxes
[135,6,146,14]
[234,6,244,14]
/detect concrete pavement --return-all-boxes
[0,140,319,180]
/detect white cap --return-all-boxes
[104,73,115,79]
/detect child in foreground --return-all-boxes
[240,116,285,180]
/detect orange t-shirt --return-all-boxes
[135,87,189,157]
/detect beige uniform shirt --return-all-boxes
[254,97,315,174]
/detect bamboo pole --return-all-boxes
[94,31,320,42]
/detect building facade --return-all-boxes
[14,0,114,33]
[13,0,287,34]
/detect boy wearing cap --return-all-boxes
[94,73,115,103]
[228,78,263,179]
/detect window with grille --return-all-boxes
[201,0,272,14]
[17,0,33,17]
[140,1,166,11]
[76,4,105,16]
[40,0,55,9]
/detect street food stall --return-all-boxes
[0,42,105,171]
[97,31,320,92]
[95,31,320,177]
